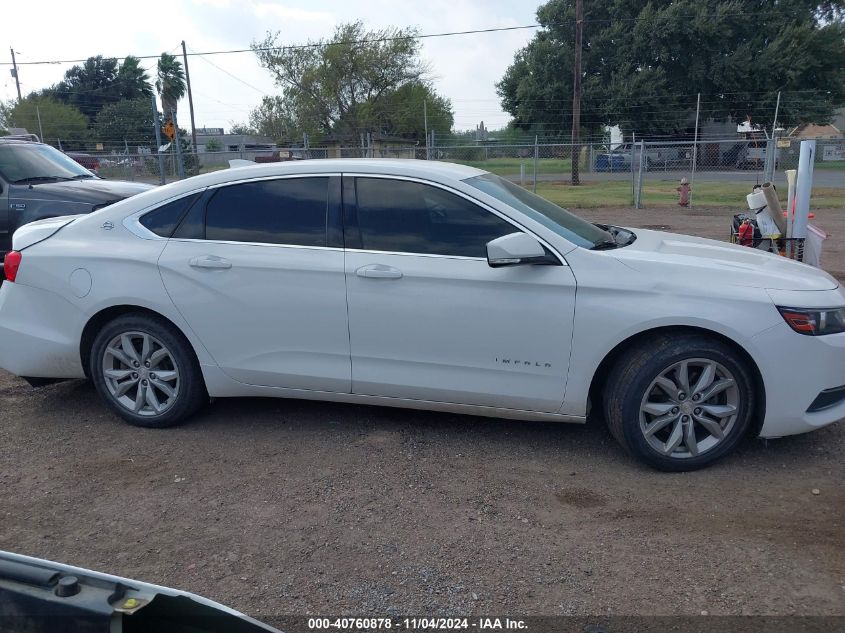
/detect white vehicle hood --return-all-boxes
[610,228,839,291]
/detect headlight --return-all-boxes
[777,306,845,336]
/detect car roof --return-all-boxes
[73,159,492,230]
[194,158,485,186]
[0,138,42,145]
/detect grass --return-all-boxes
[534,180,845,209]
[816,160,845,170]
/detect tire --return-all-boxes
[90,313,207,428]
[603,332,757,471]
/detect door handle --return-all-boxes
[355,264,403,279]
[189,255,232,270]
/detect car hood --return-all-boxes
[9,178,153,205]
[611,228,839,291]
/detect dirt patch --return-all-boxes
[1,206,844,619]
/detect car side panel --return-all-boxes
[560,247,784,418]
[3,221,219,371]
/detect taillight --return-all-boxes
[3,251,22,282]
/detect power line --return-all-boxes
[1,10,810,67]
[188,46,267,96]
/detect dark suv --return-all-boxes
[0,140,152,258]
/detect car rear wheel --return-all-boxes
[90,314,206,428]
[603,333,756,471]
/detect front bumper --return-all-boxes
[752,320,845,437]
[0,282,86,378]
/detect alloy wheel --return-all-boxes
[638,358,739,458]
[101,331,181,417]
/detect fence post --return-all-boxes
[151,95,165,185]
[520,163,526,186]
[171,110,186,180]
[630,133,636,205]
[588,143,593,174]
[533,136,538,193]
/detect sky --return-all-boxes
[1,0,541,133]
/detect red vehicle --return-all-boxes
[65,152,100,173]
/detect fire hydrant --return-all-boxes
[677,177,691,207]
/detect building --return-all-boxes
[787,123,844,140]
[196,130,275,153]
[320,134,417,159]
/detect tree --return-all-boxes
[361,82,453,140]
[252,21,451,140]
[156,53,186,122]
[4,96,88,146]
[228,122,256,135]
[203,138,222,152]
[498,1,845,138]
[117,56,153,100]
[94,98,156,148]
[39,55,153,122]
[248,96,304,143]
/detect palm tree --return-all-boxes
[155,53,185,122]
[118,56,153,100]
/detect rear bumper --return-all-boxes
[0,282,86,379]
[753,321,845,437]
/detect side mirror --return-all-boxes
[486,232,548,267]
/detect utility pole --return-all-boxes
[172,109,186,180]
[181,41,198,152]
[151,95,166,185]
[570,0,584,185]
[424,99,429,160]
[771,90,781,136]
[10,48,22,101]
[35,106,44,142]
[690,93,701,207]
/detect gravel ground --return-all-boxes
[1,205,843,621]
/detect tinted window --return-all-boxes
[464,173,610,249]
[205,178,328,246]
[0,143,94,182]
[354,178,515,257]
[140,193,201,238]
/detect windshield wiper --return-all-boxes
[13,175,72,184]
[71,173,95,179]
[591,237,619,250]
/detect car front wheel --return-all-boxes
[603,333,757,471]
[90,314,206,428]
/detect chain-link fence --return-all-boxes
[72,135,845,210]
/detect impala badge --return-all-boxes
[496,357,552,369]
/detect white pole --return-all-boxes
[690,93,701,206]
[785,169,797,239]
[785,168,798,258]
[793,141,816,240]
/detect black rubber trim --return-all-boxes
[327,175,344,248]
[0,560,59,587]
[807,385,845,413]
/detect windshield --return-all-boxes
[0,143,95,183]
[463,173,612,249]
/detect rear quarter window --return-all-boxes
[139,193,202,238]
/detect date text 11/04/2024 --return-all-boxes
[307,618,528,630]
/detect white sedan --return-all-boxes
[1,160,844,471]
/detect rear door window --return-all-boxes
[203,177,329,246]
